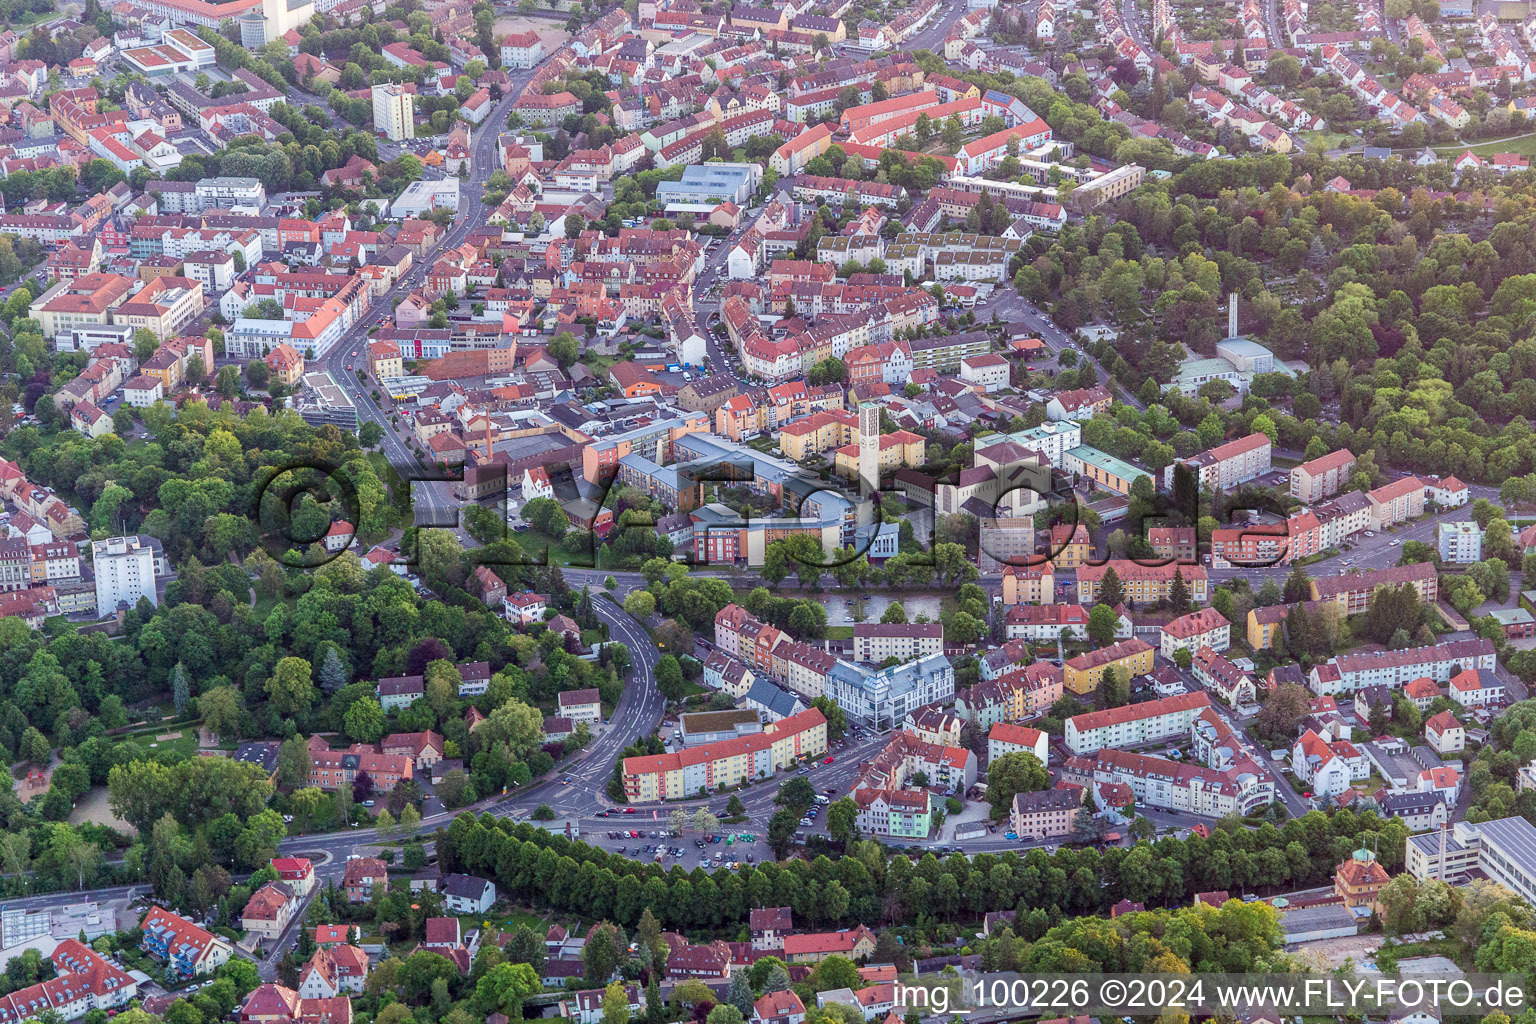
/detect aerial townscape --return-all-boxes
[11,0,1536,1018]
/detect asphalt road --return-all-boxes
[315,70,538,526]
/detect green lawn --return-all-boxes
[825,625,854,640]
[115,724,207,758]
[1297,129,1355,153]
[1433,134,1536,157]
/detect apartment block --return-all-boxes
[1065,690,1213,754]
[1290,449,1356,502]
[1062,638,1156,696]
[851,622,943,663]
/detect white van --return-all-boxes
[815,795,829,804]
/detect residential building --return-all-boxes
[825,653,955,730]
[1164,432,1272,490]
[622,707,828,801]
[1061,747,1275,817]
[987,722,1048,764]
[1291,728,1368,797]
[1308,640,1497,695]
[1367,476,1425,530]
[1309,561,1439,615]
[1449,667,1503,707]
[1064,690,1212,754]
[852,786,932,838]
[1003,604,1089,642]
[1191,647,1256,705]
[297,944,370,997]
[1290,449,1355,502]
[140,908,232,978]
[749,907,793,952]
[380,730,444,769]
[342,857,388,903]
[372,83,415,140]
[240,881,298,944]
[1437,521,1482,563]
[271,858,315,897]
[1158,607,1231,660]
[781,925,876,964]
[558,688,602,725]
[1425,710,1464,754]
[1334,849,1390,913]
[92,534,163,611]
[377,674,424,711]
[851,623,943,663]
[1076,561,1208,604]
[441,873,496,914]
[0,941,137,1022]
[1010,789,1081,839]
[307,741,413,794]
[1062,638,1155,695]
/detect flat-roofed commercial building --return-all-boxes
[1407,816,1536,906]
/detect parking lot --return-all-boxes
[589,821,775,870]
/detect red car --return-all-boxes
[823,756,834,764]
[623,807,637,814]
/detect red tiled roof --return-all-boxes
[1068,690,1211,732]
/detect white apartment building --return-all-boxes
[1308,639,1498,695]
[1164,432,1272,490]
[372,83,415,141]
[92,534,164,611]
[850,623,944,663]
[1158,608,1231,661]
[1064,691,1214,755]
[193,176,267,210]
[1437,521,1482,564]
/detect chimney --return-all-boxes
[1438,822,1446,882]
[1227,292,1238,338]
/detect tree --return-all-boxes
[317,647,349,695]
[623,590,656,619]
[344,697,387,744]
[767,808,799,858]
[548,331,579,369]
[290,787,327,831]
[1254,683,1311,743]
[776,776,817,814]
[811,696,847,742]
[827,796,858,844]
[171,662,190,715]
[524,497,570,539]
[1097,566,1124,607]
[655,655,686,702]
[216,364,242,398]
[1086,604,1120,646]
[808,357,847,386]
[881,602,907,624]
[986,752,1049,816]
[1282,565,1313,603]
[476,962,541,1017]
[19,727,48,766]
[1098,665,1130,709]
[727,972,754,1017]
[200,686,242,740]
[604,981,633,1024]
[1168,568,1191,613]
[265,656,315,717]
